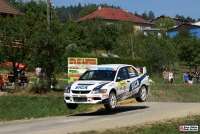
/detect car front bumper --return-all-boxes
[64,93,109,104]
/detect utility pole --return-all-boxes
[130,34,134,58]
[47,0,50,27]
[46,0,51,90]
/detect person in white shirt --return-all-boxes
[168,69,174,84]
[35,66,41,84]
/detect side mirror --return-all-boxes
[116,77,121,82]
[143,67,147,74]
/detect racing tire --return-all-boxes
[104,92,117,110]
[66,104,78,109]
[136,86,147,102]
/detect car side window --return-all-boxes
[117,67,129,81]
[127,66,139,78]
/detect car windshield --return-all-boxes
[79,70,116,81]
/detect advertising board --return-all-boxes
[68,57,98,83]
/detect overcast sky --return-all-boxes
[48,0,200,21]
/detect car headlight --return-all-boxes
[65,84,72,93]
[92,89,107,94]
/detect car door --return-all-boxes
[125,66,140,98]
[116,67,130,100]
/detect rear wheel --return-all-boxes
[66,104,78,109]
[136,86,147,102]
[104,92,117,110]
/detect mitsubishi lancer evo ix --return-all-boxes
[64,64,150,110]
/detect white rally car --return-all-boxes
[64,64,150,110]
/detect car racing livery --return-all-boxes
[64,64,150,110]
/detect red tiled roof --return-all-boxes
[76,8,151,24]
[0,0,24,15]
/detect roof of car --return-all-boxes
[89,64,131,71]
[98,64,130,67]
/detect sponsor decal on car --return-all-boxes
[75,86,88,89]
[94,82,110,89]
[129,80,140,92]
[90,67,115,71]
[138,74,147,82]
[119,87,124,90]
[118,80,126,86]
[129,74,147,92]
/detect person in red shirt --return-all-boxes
[0,75,4,91]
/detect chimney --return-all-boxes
[98,5,101,10]
[124,9,128,12]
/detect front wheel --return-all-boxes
[104,92,117,110]
[66,104,78,109]
[136,86,147,102]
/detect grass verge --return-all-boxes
[150,84,200,102]
[0,83,200,133]
[72,115,200,134]
[1,84,200,122]
[0,95,91,122]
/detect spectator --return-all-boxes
[148,76,155,84]
[168,69,174,84]
[3,74,9,86]
[0,75,3,91]
[35,65,42,84]
[194,68,200,84]
[43,68,47,78]
[183,71,188,84]
[162,68,169,84]
[188,71,194,85]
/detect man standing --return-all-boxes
[162,68,169,84]
[194,68,200,84]
[35,65,42,84]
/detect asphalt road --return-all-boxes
[0,102,200,134]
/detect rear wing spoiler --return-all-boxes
[143,67,147,74]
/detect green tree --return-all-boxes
[81,18,103,56]
[62,20,92,53]
[3,0,68,90]
[114,21,136,58]
[156,18,175,30]
[78,4,97,18]
[134,11,141,17]
[141,11,148,20]
[100,23,119,54]
[0,15,32,91]
[138,32,176,73]
[148,11,155,20]
[173,31,200,70]
[4,0,23,9]
[24,1,68,89]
